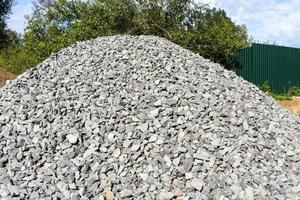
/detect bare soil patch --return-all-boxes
[279,97,300,116]
[0,67,16,87]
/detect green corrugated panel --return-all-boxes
[235,43,300,93]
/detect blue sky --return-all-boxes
[7,0,300,47]
[205,0,300,47]
[7,0,32,34]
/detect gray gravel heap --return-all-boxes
[1,35,300,200]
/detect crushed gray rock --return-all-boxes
[190,178,204,191]
[157,191,174,200]
[66,134,78,144]
[0,35,300,199]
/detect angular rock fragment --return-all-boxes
[0,35,299,199]
[66,134,78,144]
[190,178,203,191]
[157,191,174,200]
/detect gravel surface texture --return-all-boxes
[0,35,300,199]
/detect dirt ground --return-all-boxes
[0,67,16,87]
[279,97,300,116]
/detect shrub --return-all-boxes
[287,86,300,97]
[259,80,293,101]
[260,80,271,93]
[0,45,37,75]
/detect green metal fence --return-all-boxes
[235,43,300,93]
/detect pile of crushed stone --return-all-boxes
[0,35,299,200]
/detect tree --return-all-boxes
[3,0,249,74]
[32,0,55,18]
[0,0,13,19]
[3,28,19,45]
[188,7,249,67]
[0,0,14,49]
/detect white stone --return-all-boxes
[136,123,149,133]
[177,131,185,142]
[112,148,121,158]
[107,133,115,141]
[164,155,172,167]
[173,157,181,166]
[245,186,254,200]
[157,191,174,200]
[66,134,78,144]
[148,108,160,118]
[131,144,140,152]
[185,172,193,180]
[149,134,158,142]
[139,173,148,181]
[190,178,203,191]
[243,121,249,131]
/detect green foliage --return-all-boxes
[2,29,19,46]
[260,81,271,93]
[271,94,292,101]
[1,0,249,74]
[0,44,36,74]
[259,80,294,101]
[0,0,14,49]
[287,86,300,97]
[0,0,13,18]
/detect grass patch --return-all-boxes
[270,93,293,101]
[259,81,296,101]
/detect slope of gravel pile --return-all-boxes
[0,35,300,200]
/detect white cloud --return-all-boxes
[7,2,33,33]
[213,0,300,47]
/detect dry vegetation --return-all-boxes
[279,97,300,116]
[0,67,16,87]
